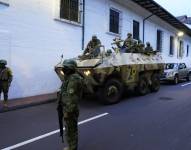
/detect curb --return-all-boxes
[0,99,56,113]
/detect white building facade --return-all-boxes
[0,0,191,99]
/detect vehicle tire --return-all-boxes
[150,73,160,92]
[137,74,149,96]
[174,75,179,85]
[99,78,123,105]
[186,72,191,81]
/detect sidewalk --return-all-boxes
[0,93,57,113]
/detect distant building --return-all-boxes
[177,15,191,29]
[177,15,191,24]
[0,0,191,99]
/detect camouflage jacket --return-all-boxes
[123,37,134,48]
[84,39,101,54]
[145,46,153,52]
[0,67,13,83]
[61,73,83,113]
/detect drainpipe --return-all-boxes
[82,0,85,50]
[143,14,154,44]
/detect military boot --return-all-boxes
[3,101,8,107]
[63,147,69,150]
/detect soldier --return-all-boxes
[0,59,13,107]
[132,41,138,53]
[58,59,83,150]
[136,40,145,53]
[112,37,123,53]
[123,33,134,52]
[145,42,153,54]
[83,35,101,57]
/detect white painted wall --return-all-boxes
[0,0,82,99]
[0,0,191,99]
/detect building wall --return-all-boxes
[85,0,191,65]
[0,0,82,99]
[0,0,191,99]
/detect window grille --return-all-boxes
[133,20,140,40]
[169,36,174,55]
[109,9,120,34]
[156,30,163,52]
[60,0,79,22]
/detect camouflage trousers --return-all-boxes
[0,81,9,101]
[64,113,79,150]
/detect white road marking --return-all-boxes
[181,82,191,87]
[1,113,109,150]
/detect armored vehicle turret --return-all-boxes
[55,45,164,105]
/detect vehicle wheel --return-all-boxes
[186,72,191,81]
[137,75,149,96]
[150,73,160,92]
[174,75,179,85]
[99,79,123,105]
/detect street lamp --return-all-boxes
[177,31,184,37]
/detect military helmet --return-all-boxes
[62,59,77,71]
[0,59,7,65]
[92,35,97,40]
[138,40,142,44]
[146,42,150,46]
[127,33,132,36]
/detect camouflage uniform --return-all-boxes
[136,40,145,53]
[0,60,13,106]
[123,33,134,53]
[83,35,101,57]
[145,42,153,54]
[60,59,83,150]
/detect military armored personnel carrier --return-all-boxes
[55,45,164,105]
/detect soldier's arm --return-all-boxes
[7,68,13,83]
[66,76,82,112]
[83,42,91,54]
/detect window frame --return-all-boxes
[169,36,174,56]
[58,0,82,24]
[156,29,163,52]
[186,45,189,57]
[0,0,9,6]
[133,20,140,40]
[179,40,184,58]
[109,8,121,35]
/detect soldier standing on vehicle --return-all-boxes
[0,59,13,107]
[136,40,145,53]
[58,59,83,150]
[145,42,153,54]
[83,35,101,57]
[123,33,134,52]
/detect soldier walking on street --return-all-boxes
[0,59,13,107]
[57,59,83,150]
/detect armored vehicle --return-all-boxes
[55,46,164,105]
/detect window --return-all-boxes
[0,0,9,6]
[109,9,120,34]
[187,45,189,57]
[179,40,184,58]
[169,36,174,55]
[60,0,79,22]
[133,20,140,40]
[156,30,163,52]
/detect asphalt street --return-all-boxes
[1,81,191,150]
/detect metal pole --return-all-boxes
[143,14,154,44]
[82,0,85,50]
